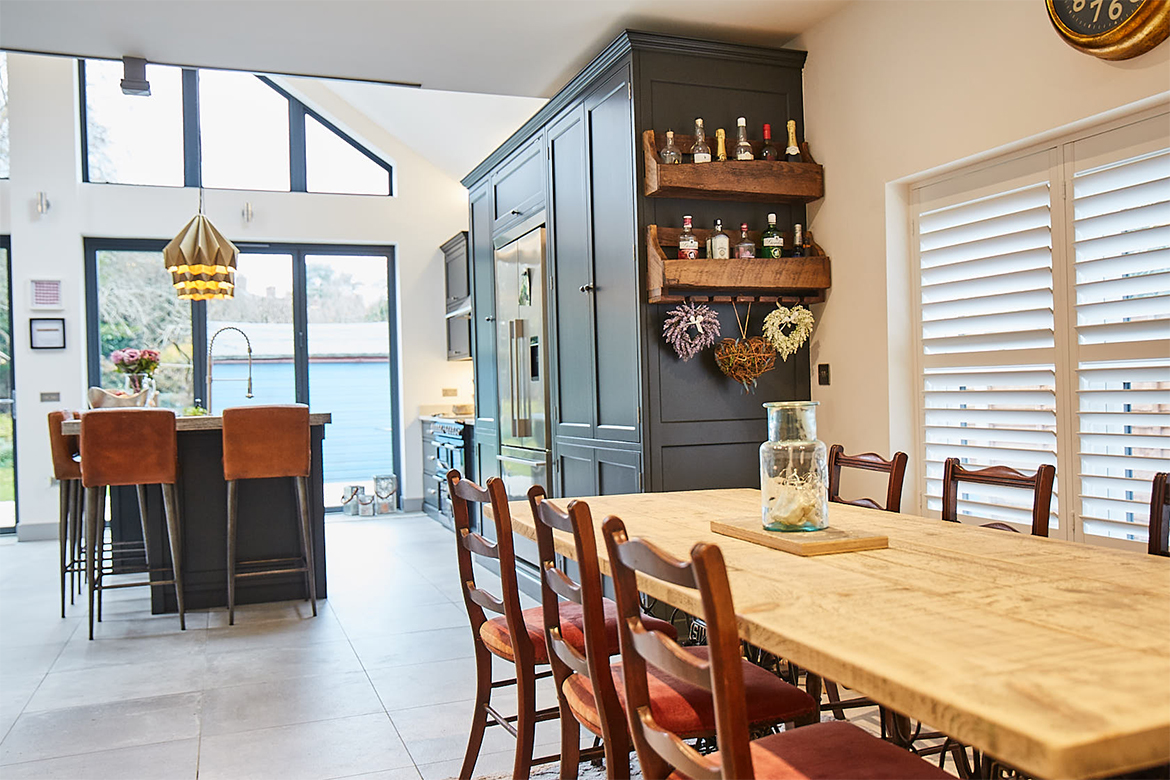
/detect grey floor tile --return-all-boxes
[349,627,474,671]
[50,629,207,673]
[206,598,333,629]
[204,609,347,652]
[23,655,208,713]
[201,670,384,736]
[367,658,480,711]
[0,644,64,682]
[389,699,560,766]
[337,601,468,639]
[203,639,363,689]
[0,691,201,765]
[0,674,44,743]
[332,769,423,780]
[415,748,521,780]
[197,712,414,780]
[0,737,199,779]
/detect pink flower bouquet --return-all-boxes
[109,348,161,378]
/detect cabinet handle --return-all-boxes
[427,488,437,495]
[510,208,522,216]
[579,284,595,293]
[485,316,495,322]
[428,455,436,461]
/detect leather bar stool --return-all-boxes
[79,408,185,640]
[222,404,317,625]
[47,410,83,618]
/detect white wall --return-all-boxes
[5,53,473,539]
[790,0,1170,510]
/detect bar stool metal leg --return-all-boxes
[226,479,238,625]
[59,479,70,618]
[294,476,318,615]
[161,483,186,631]
[95,487,107,624]
[136,485,153,571]
[85,486,100,640]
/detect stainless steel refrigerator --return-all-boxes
[494,226,550,513]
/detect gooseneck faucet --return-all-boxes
[206,326,254,414]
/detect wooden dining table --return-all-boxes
[501,488,1170,780]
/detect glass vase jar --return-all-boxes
[124,373,153,394]
[760,401,828,532]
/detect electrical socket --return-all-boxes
[441,388,458,397]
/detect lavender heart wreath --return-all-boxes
[662,301,721,361]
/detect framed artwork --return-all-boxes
[30,318,66,349]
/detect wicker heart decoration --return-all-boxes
[762,304,815,362]
[714,336,776,391]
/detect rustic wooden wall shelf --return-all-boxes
[647,224,831,305]
[642,130,824,203]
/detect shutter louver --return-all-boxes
[1072,146,1170,543]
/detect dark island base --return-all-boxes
[108,426,328,614]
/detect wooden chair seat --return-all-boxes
[480,598,676,664]
[563,645,816,740]
[669,720,950,780]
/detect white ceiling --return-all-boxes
[0,0,849,98]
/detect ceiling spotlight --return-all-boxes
[120,56,151,96]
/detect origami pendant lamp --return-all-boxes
[163,190,239,300]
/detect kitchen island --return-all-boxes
[62,412,330,613]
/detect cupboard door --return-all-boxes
[555,441,596,499]
[444,242,469,311]
[493,137,545,231]
[585,68,640,443]
[596,446,641,495]
[469,182,498,432]
[548,104,596,441]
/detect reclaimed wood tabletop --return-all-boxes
[500,488,1170,780]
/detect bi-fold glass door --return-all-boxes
[0,236,14,534]
[85,239,399,510]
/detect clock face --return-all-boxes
[1050,0,1145,37]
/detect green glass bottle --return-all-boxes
[761,213,783,259]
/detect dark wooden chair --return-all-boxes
[1150,473,1169,557]
[942,457,1056,537]
[527,487,812,779]
[601,516,950,780]
[827,444,909,512]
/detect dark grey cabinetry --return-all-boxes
[442,232,471,361]
[464,31,811,504]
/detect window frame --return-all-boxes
[78,60,393,196]
[908,103,1170,551]
[0,235,15,535]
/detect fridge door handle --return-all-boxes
[507,319,518,438]
[496,454,544,467]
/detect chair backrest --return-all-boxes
[79,408,177,488]
[827,444,908,512]
[1150,473,1169,557]
[602,516,751,780]
[527,488,626,745]
[47,410,82,481]
[446,470,533,664]
[941,457,1055,537]
[222,404,311,480]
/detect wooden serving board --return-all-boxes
[710,516,888,556]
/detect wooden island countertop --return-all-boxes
[61,412,332,435]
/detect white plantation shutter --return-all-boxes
[915,151,1059,532]
[912,109,1170,548]
[1070,117,1170,544]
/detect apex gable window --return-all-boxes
[79,59,393,196]
[911,109,1170,549]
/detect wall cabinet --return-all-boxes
[441,232,472,361]
[464,30,812,505]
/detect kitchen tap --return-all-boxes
[204,326,254,414]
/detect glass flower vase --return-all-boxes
[760,401,828,532]
[124,373,152,394]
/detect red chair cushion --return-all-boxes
[563,646,817,739]
[479,598,676,664]
[672,721,951,779]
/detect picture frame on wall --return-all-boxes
[30,318,66,350]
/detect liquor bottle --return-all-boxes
[715,129,727,162]
[678,216,700,259]
[803,227,814,257]
[734,117,754,161]
[760,124,779,161]
[792,224,805,257]
[710,219,731,260]
[735,222,756,259]
[690,119,711,163]
[785,120,801,163]
[660,130,682,165]
[761,213,784,258]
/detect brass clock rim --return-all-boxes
[1046,0,1170,59]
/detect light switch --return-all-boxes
[817,364,830,386]
[40,392,61,402]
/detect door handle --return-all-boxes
[484,316,495,322]
[579,283,595,293]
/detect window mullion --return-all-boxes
[290,99,307,192]
[182,69,201,188]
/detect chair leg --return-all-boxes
[161,483,186,631]
[136,485,153,573]
[557,689,581,780]
[459,642,493,780]
[226,479,238,626]
[95,488,106,623]
[824,680,847,720]
[85,486,100,640]
[59,480,69,618]
[70,480,83,602]
[295,476,318,616]
[513,657,537,780]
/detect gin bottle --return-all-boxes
[660,130,682,165]
[734,117,754,161]
[735,222,756,259]
[761,213,783,259]
[690,119,711,163]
